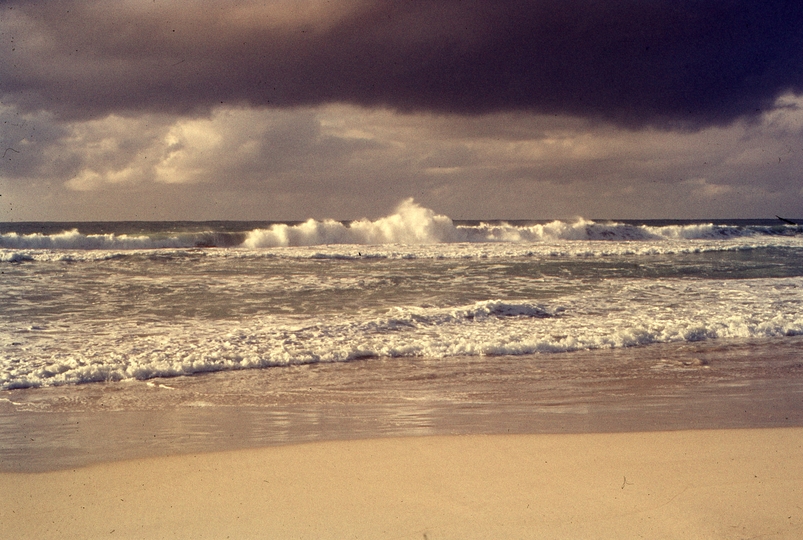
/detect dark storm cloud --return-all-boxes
[2,0,803,128]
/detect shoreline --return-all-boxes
[2,337,802,537]
[2,428,801,539]
[3,337,803,473]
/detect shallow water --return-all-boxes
[3,337,802,472]
[3,233,803,389]
[2,206,803,471]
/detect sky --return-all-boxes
[2,0,803,221]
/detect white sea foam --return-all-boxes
[3,202,802,390]
[0,251,34,263]
[242,199,459,247]
[2,232,801,268]
[242,199,800,246]
[2,200,801,257]
[3,278,802,389]
[241,202,736,247]
[0,229,184,250]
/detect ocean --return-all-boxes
[2,200,803,471]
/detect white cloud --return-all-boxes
[762,93,803,133]
[682,178,733,198]
[3,93,803,221]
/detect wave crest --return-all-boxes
[2,199,800,252]
[243,198,459,247]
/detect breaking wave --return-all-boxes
[0,229,247,251]
[1,199,800,253]
[4,289,803,389]
[242,199,800,247]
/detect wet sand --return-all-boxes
[1,339,803,538]
[3,338,803,472]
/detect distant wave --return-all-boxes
[0,229,247,251]
[242,199,458,247]
[243,199,800,247]
[1,199,800,252]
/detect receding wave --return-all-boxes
[4,289,803,389]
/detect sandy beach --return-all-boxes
[2,340,803,538]
[5,1,803,538]
[2,428,801,539]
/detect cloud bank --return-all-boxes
[3,0,803,128]
[2,1,803,221]
[3,97,803,221]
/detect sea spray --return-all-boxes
[2,202,802,389]
[2,200,800,252]
[243,198,461,247]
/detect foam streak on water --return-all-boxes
[1,200,802,389]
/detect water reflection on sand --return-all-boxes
[2,336,802,472]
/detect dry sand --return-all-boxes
[2,428,802,539]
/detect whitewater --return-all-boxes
[1,199,802,390]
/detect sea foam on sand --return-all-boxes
[1,428,801,539]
